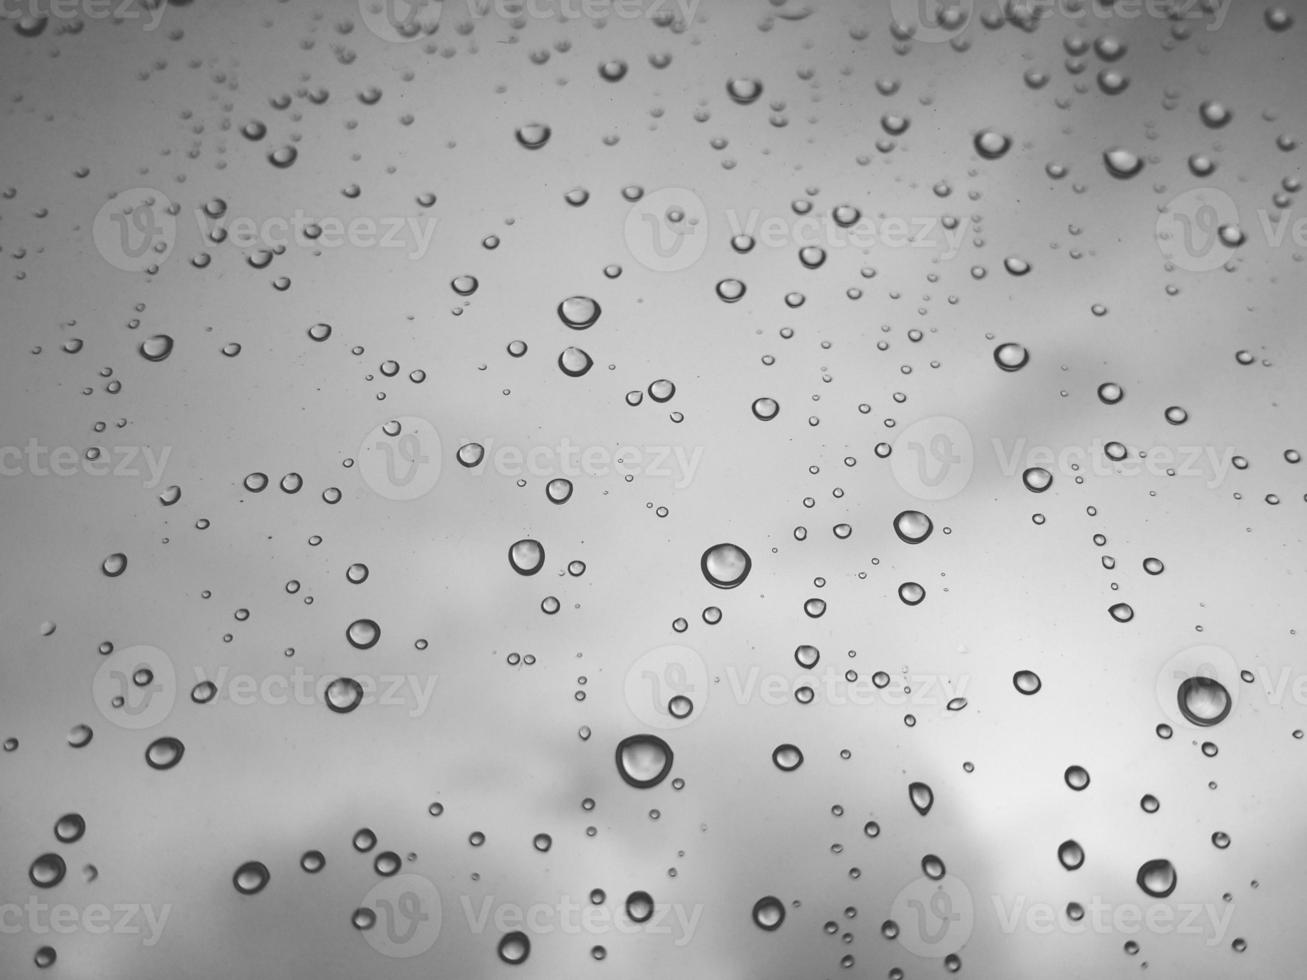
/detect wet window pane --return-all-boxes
[1,1,1302,977]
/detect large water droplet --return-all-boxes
[325,677,364,714]
[626,890,654,923]
[994,342,1029,371]
[509,539,546,576]
[558,296,601,329]
[726,77,763,105]
[346,618,380,649]
[233,861,270,895]
[752,896,785,930]
[893,510,933,544]
[145,736,184,770]
[1136,858,1177,897]
[498,930,531,964]
[701,543,751,588]
[1057,839,1085,871]
[139,334,174,362]
[772,743,804,771]
[1177,675,1231,726]
[558,347,594,377]
[974,129,1012,159]
[908,781,934,815]
[1103,147,1144,178]
[616,734,673,788]
[1013,670,1042,695]
[29,853,66,888]
[515,123,551,149]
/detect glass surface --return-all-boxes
[0,1,1303,977]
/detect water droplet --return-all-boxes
[1097,382,1124,404]
[994,342,1029,371]
[752,896,785,930]
[626,890,654,923]
[558,296,601,329]
[701,543,751,589]
[54,813,85,843]
[515,123,551,149]
[139,334,174,362]
[1136,858,1177,897]
[1177,675,1231,727]
[325,677,364,714]
[457,443,485,468]
[772,743,804,771]
[616,734,673,788]
[233,861,270,895]
[145,736,184,769]
[715,279,746,303]
[726,77,763,105]
[893,510,933,544]
[1199,100,1232,128]
[907,780,934,815]
[1013,670,1042,695]
[29,854,66,888]
[1057,839,1085,871]
[509,539,546,576]
[974,129,1012,159]
[598,59,628,82]
[1103,147,1144,178]
[346,619,380,649]
[558,347,593,377]
[498,930,531,964]
[1064,766,1090,791]
[1022,467,1053,493]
